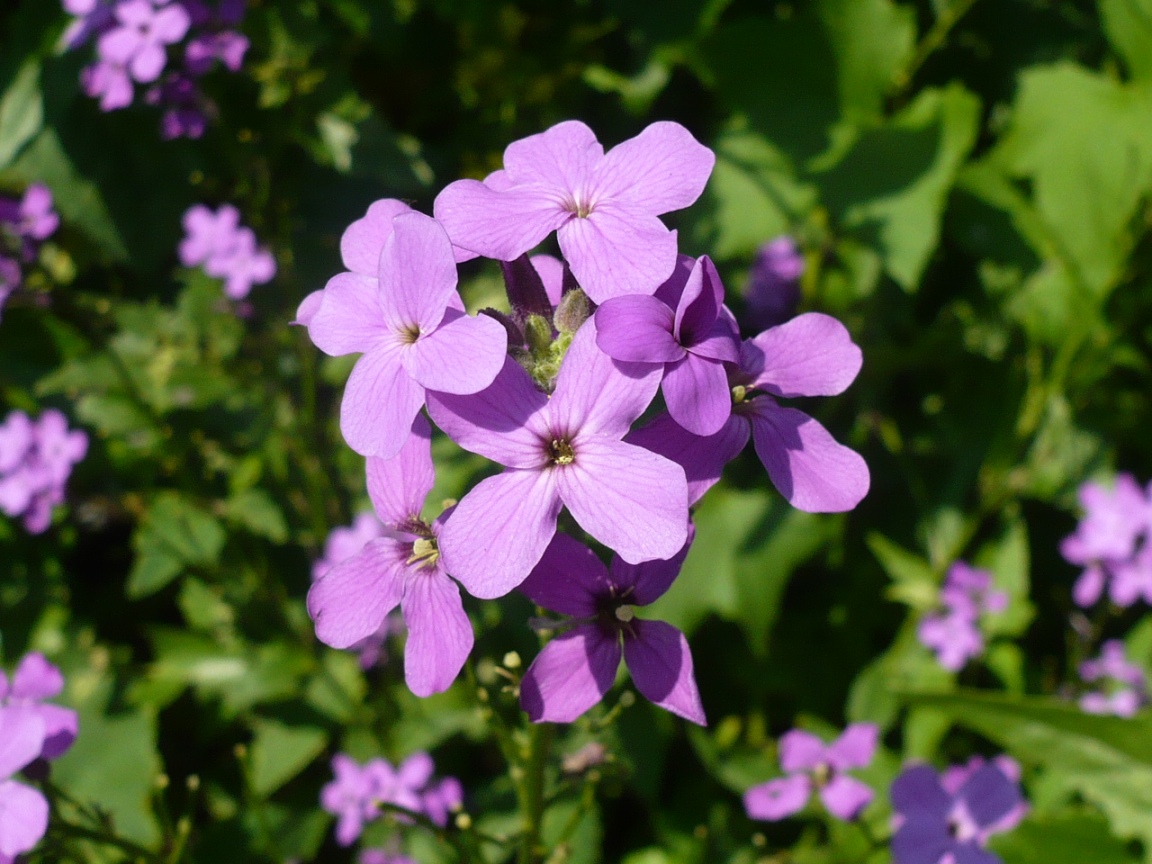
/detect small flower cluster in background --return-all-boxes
[1061,473,1152,607]
[0,410,88,534]
[62,0,249,139]
[178,203,275,301]
[0,184,59,321]
[743,236,805,331]
[918,561,1007,671]
[1078,640,1148,717]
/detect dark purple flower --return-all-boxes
[0,653,78,761]
[0,707,50,861]
[61,0,118,49]
[1079,640,1147,717]
[0,257,19,321]
[744,724,878,821]
[184,30,248,74]
[97,0,191,84]
[745,237,804,329]
[518,531,704,725]
[146,74,209,139]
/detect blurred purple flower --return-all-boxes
[1079,640,1147,717]
[97,0,191,84]
[744,237,804,330]
[0,707,51,861]
[179,204,275,299]
[0,185,60,250]
[1061,475,1152,607]
[0,653,78,761]
[0,410,88,535]
[421,776,463,826]
[744,724,878,822]
[185,29,248,74]
[146,74,209,139]
[61,0,118,50]
[360,849,416,864]
[81,59,135,110]
[0,257,19,321]
[918,562,1007,672]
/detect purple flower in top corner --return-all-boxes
[0,707,51,862]
[434,120,715,303]
[427,316,688,599]
[1061,475,1152,608]
[596,254,740,436]
[1079,640,1148,717]
[306,208,508,459]
[0,653,78,761]
[918,562,1006,672]
[97,0,191,84]
[744,237,804,330]
[891,758,1026,864]
[61,0,118,49]
[744,724,877,822]
[519,530,704,725]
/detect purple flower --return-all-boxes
[308,416,474,696]
[626,312,869,512]
[426,316,689,599]
[891,758,1025,864]
[360,850,416,864]
[0,257,19,321]
[0,410,88,535]
[184,30,248,74]
[596,254,740,436]
[61,0,118,50]
[434,120,715,303]
[179,204,240,267]
[146,74,209,139]
[97,0,191,84]
[0,185,60,249]
[204,227,276,299]
[0,653,78,761]
[918,562,1007,672]
[0,708,50,861]
[518,531,704,725]
[313,512,385,581]
[1079,640,1147,717]
[744,724,877,822]
[421,776,463,827]
[305,208,508,459]
[81,59,135,110]
[744,237,804,330]
[1061,475,1152,607]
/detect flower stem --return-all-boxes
[517,721,554,864]
[892,0,983,94]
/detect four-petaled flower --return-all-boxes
[97,0,191,84]
[0,653,78,761]
[0,708,51,862]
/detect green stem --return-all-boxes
[892,0,983,93]
[49,820,159,861]
[517,722,554,864]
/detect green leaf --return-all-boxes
[128,494,226,597]
[867,533,937,610]
[249,719,329,797]
[225,489,289,544]
[976,517,1034,638]
[990,810,1139,864]
[0,59,42,171]
[1100,0,1152,81]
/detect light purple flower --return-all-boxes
[0,653,78,761]
[313,512,385,580]
[434,120,715,303]
[179,204,240,266]
[918,562,1007,672]
[1078,640,1147,717]
[81,59,135,110]
[421,776,463,827]
[360,850,416,864]
[891,758,1025,864]
[1061,474,1152,607]
[426,316,689,599]
[306,208,508,459]
[519,531,704,725]
[0,707,50,862]
[0,410,87,535]
[744,724,877,822]
[204,227,276,299]
[97,0,191,84]
[61,0,118,49]
[0,185,60,247]
[308,416,474,697]
[185,30,248,74]
[745,237,804,330]
[596,254,740,436]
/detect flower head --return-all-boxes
[0,707,51,861]
[1079,640,1147,717]
[1061,475,1152,607]
[918,562,1007,672]
[744,237,804,330]
[0,652,78,761]
[0,410,88,535]
[97,0,191,84]
[179,204,275,299]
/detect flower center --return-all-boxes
[563,193,595,219]
[548,438,575,466]
[399,324,421,344]
[406,537,440,570]
[614,605,635,623]
[731,385,747,404]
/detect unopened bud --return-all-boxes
[455,812,473,830]
[553,288,589,333]
[524,314,553,354]
[503,651,522,669]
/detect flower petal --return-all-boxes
[0,780,48,857]
[518,533,605,617]
[608,524,694,606]
[743,775,811,821]
[36,704,78,761]
[401,571,474,697]
[826,723,879,771]
[341,199,412,275]
[307,539,406,648]
[340,345,425,459]
[890,819,951,864]
[818,775,873,821]
[405,309,508,395]
[890,764,950,820]
[779,730,828,773]
[743,313,863,397]
[306,272,388,356]
[662,352,732,437]
[591,121,714,214]
[594,295,682,363]
[293,289,324,326]
[11,653,63,700]
[959,763,1023,829]
[520,625,620,723]
[378,212,459,333]
[0,709,43,779]
[623,619,705,725]
[625,413,749,506]
[504,120,604,190]
[531,254,565,307]
[749,402,869,513]
[433,180,568,261]
[366,414,434,527]
[558,205,679,302]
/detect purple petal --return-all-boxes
[518,533,605,617]
[366,414,434,527]
[404,310,507,395]
[623,619,705,725]
[97,27,142,65]
[11,653,63,700]
[306,273,388,356]
[293,289,324,326]
[891,818,951,864]
[530,254,565,306]
[433,180,567,261]
[378,213,458,334]
[402,571,474,697]
[340,345,425,459]
[891,764,950,820]
[520,625,620,723]
[556,437,688,565]
[662,352,732,437]
[396,752,434,789]
[743,314,863,398]
[818,775,873,821]
[341,199,412,275]
[958,763,1023,829]
[559,206,679,303]
[129,43,168,83]
[307,539,406,648]
[503,120,603,190]
[152,5,191,42]
[608,524,694,606]
[0,709,44,778]
[687,315,741,363]
[779,730,828,773]
[0,780,48,857]
[953,845,1002,864]
[36,704,78,760]
[438,469,562,599]
[748,402,869,513]
[594,295,682,364]
[590,122,714,214]
[625,413,749,506]
[550,317,663,439]
[826,724,879,771]
[743,775,811,821]
[425,357,550,469]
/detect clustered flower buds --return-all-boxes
[0,184,59,321]
[178,203,276,301]
[0,410,88,534]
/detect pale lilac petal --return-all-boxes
[402,571,474,697]
[743,775,811,821]
[366,415,434,527]
[778,730,827,773]
[0,780,48,857]
[340,345,425,459]
[307,273,388,356]
[504,120,604,189]
[687,315,740,363]
[593,296,682,363]
[530,254,565,306]
[608,525,694,606]
[558,206,679,303]
[433,180,568,261]
[520,625,620,723]
[97,28,141,65]
[662,352,731,437]
[623,619,705,725]
[129,43,168,82]
[439,470,562,599]
[826,723,879,771]
[152,5,191,42]
[404,310,507,395]
[36,705,78,760]
[748,402,869,513]
[425,357,550,469]
[378,213,458,333]
[625,413,749,506]
[590,121,714,214]
[743,314,863,398]
[556,438,688,565]
[341,199,413,275]
[293,290,324,326]
[518,533,604,617]
[550,317,663,439]
[396,753,434,789]
[818,775,873,820]
[11,654,63,700]
[0,709,43,778]
[307,539,406,648]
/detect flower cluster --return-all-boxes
[1061,474,1152,607]
[0,652,79,861]
[179,204,275,300]
[743,236,804,330]
[0,185,59,321]
[1078,640,1147,717]
[299,120,869,723]
[63,0,249,139]
[917,562,1007,671]
[0,410,88,534]
[320,751,462,847]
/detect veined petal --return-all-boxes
[779,730,828,773]
[307,272,388,356]
[556,437,688,565]
[518,533,605,617]
[503,120,604,191]
[366,414,434,527]
[826,723,879,771]
[609,523,694,606]
[340,345,425,459]
[623,619,705,725]
[743,313,863,397]
[590,121,714,214]
[438,470,562,599]
[401,571,474,697]
[594,296,682,364]
[662,352,732,437]
[744,775,811,821]
[307,539,406,649]
[818,775,873,821]
[433,180,568,261]
[0,780,48,857]
[425,357,550,469]
[558,206,679,303]
[748,402,869,513]
[341,199,412,275]
[625,412,749,506]
[676,256,728,346]
[520,625,620,723]
[550,317,663,439]
[405,310,507,395]
[377,212,459,333]
[0,709,44,778]
[687,315,740,364]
